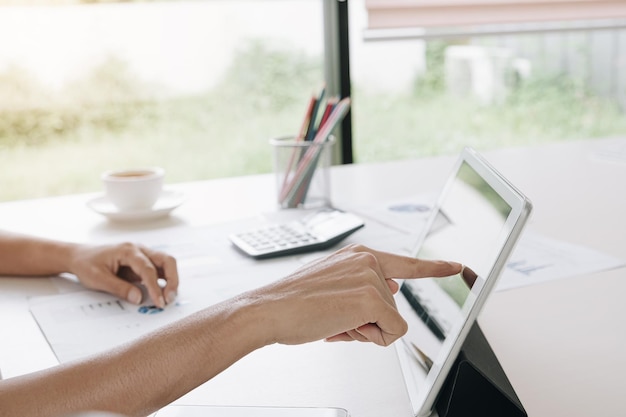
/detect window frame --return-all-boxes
[324,0,353,164]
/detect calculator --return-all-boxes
[229,209,365,259]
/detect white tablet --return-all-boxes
[395,147,532,417]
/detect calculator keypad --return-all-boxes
[229,209,365,259]
[234,224,320,254]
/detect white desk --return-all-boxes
[1,137,625,417]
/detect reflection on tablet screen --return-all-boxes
[400,264,478,343]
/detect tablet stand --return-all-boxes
[435,322,527,417]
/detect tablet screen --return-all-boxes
[395,150,530,417]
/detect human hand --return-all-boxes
[67,242,179,308]
[245,244,462,347]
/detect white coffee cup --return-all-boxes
[101,167,164,211]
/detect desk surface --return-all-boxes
[1,137,625,417]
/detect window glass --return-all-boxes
[349,0,626,163]
[0,0,324,201]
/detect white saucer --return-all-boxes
[87,190,185,222]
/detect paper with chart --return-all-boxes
[497,231,625,291]
[29,218,304,363]
[29,291,190,362]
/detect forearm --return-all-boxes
[0,244,462,416]
[0,294,269,417]
[0,231,78,277]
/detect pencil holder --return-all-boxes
[270,135,335,209]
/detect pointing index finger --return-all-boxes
[367,247,462,279]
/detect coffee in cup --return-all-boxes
[101,167,164,211]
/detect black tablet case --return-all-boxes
[435,322,527,417]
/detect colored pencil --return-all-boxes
[280,97,351,206]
